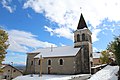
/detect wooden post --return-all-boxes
[11,62,13,79]
[40,55,42,77]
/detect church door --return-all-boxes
[48,67,51,74]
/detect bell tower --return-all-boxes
[74,13,92,47]
[74,13,93,74]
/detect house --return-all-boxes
[93,58,101,66]
[25,13,93,75]
[93,52,102,66]
[92,51,116,66]
[1,64,23,80]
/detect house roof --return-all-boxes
[32,46,80,58]
[77,13,88,29]
[93,52,102,58]
[1,64,23,74]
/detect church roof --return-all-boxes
[32,46,80,58]
[77,13,88,29]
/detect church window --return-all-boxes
[13,70,16,72]
[59,59,63,65]
[8,70,10,72]
[4,75,7,79]
[31,61,33,65]
[38,60,40,65]
[82,33,85,41]
[77,34,80,42]
[48,60,51,65]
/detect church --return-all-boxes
[25,13,93,75]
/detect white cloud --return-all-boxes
[44,26,73,40]
[27,13,32,18]
[93,47,104,53]
[60,43,66,46]
[3,52,27,65]
[1,0,16,13]
[93,47,98,52]
[8,30,57,53]
[92,29,101,42]
[23,0,120,42]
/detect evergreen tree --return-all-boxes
[0,29,9,72]
[107,35,120,80]
[100,50,110,64]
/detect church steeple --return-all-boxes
[74,13,92,48]
[77,13,88,29]
[74,13,93,74]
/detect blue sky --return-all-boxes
[0,0,120,65]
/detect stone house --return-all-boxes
[1,64,23,80]
[93,52,102,66]
[93,51,115,66]
[93,58,101,66]
[25,13,93,75]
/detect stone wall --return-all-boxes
[2,65,22,80]
[34,56,75,74]
[25,53,39,74]
[75,44,91,74]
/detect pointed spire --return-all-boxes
[77,13,88,29]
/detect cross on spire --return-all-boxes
[80,7,82,12]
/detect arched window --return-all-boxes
[48,60,51,65]
[38,60,40,65]
[82,33,85,41]
[8,70,10,72]
[59,59,63,65]
[31,61,33,65]
[77,34,80,42]
[13,70,16,72]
